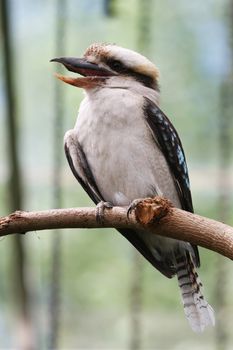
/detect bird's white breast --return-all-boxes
[74,86,180,209]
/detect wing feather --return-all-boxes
[143,98,200,267]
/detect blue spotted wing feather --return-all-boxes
[144,98,193,212]
[144,98,200,266]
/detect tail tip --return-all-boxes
[188,303,215,333]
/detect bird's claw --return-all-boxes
[127,198,144,219]
[96,201,113,224]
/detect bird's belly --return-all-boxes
[90,139,169,206]
[89,132,181,255]
[76,93,180,208]
[75,91,182,256]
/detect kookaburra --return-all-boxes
[51,43,215,332]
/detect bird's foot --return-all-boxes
[127,198,145,219]
[96,201,113,224]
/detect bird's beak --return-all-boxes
[50,57,114,88]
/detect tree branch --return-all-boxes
[0,197,233,260]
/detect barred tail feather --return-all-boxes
[176,255,215,332]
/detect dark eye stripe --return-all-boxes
[106,58,159,90]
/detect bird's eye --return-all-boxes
[108,59,125,72]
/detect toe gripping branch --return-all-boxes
[94,197,172,228]
[96,201,113,224]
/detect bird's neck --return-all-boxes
[85,76,160,105]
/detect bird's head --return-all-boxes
[50,43,160,91]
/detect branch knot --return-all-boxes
[132,197,173,225]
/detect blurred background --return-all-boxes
[0,0,233,349]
